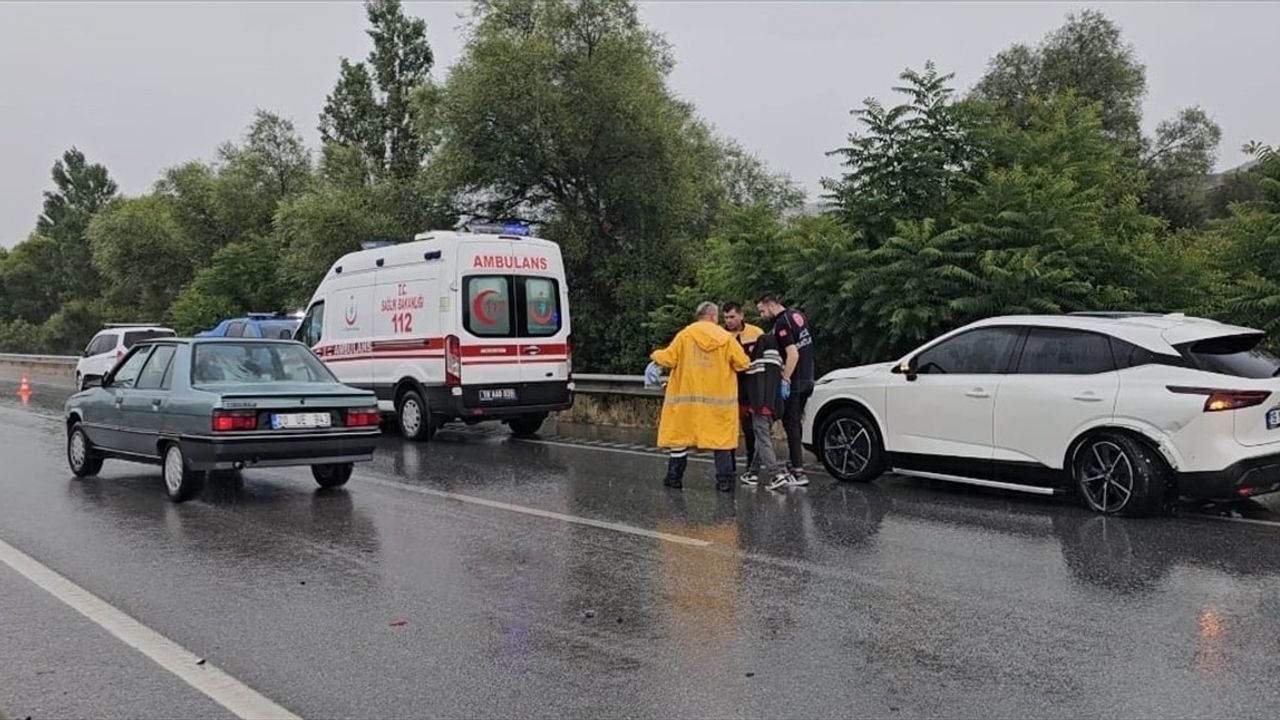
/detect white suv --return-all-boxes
[803,313,1280,516]
[76,325,175,390]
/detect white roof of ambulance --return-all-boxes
[324,231,560,277]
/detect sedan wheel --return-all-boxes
[818,409,885,483]
[162,443,205,503]
[67,424,103,478]
[1072,434,1168,517]
[312,463,354,488]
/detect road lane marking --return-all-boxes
[356,475,712,547]
[0,536,299,720]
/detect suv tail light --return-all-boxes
[345,407,381,428]
[116,348,124,361]
[212,410,258,432]
[1167,386,1272,412]
[445,335,462,386]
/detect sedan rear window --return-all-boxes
[1180,334,1280,379]
[193,343,337,385]
[124,329,176,348]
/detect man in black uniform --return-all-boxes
[755,293,815,486]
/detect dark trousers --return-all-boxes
[782,388,813,470]
[666,449,736,482]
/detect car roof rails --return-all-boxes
[104,322,161,328]
[1067,312,1164,318]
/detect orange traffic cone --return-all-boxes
[17,374,31,406]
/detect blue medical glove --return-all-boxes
[780,380,792,401]
[645,362,663,387]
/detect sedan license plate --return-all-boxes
[271,412,332,430]
[479,388,518,403]
[1268,408,1280,430]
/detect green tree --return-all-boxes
[0,234,63,325]
[1216,144,1280,335]
[319,0,435,180]
[275,187,398,306]
[168,240,290,334]
[34,148,119,304]
[88,195,197,320]
[974,10,1146,146]
[1142,107,1222,229]
[825,62,987,249]
[435,0,742,371]
[156,111,312,260]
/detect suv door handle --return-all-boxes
[1073,393,1104,403]
[965,388,990,399]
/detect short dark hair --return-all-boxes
[722,301,743,314]
[754,292,780,305]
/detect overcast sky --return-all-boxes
[1,1,1277,247]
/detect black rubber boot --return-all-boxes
[715,476,734,493]
[664,453,687,489]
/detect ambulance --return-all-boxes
[295,225,573,440]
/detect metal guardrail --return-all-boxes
[0,353,78,366]
[572,374,661,397]
[0,354,660,397]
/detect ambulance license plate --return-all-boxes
[271,412,331,430]
[479,388,518,403]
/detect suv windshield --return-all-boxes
[193,342,337,385]
[1180,334,1280,378]
[124,329,175,348]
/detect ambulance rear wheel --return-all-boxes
[508,414,546,438]
[396,389,436,442]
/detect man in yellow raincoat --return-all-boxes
[649,301,751,492]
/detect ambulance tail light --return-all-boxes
[445,335,462,386]
[566,335,574,379]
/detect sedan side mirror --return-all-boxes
[84,376,103,389]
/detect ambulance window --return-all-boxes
[464,276,513,337]
[298,302,325,347]
[519,277,561,337]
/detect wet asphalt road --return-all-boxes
[3,378,1280,719]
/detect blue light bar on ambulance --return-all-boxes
[361,239,396,250]
[466,222,530,236]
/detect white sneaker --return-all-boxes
[740,472,760,487]
[789,471,811,487]
[767,473,791,491]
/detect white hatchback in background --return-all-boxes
[75,325,175,390]
[803,313,1280,516]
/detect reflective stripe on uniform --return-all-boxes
[663,395,738,407]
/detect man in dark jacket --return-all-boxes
[738,333,792,490]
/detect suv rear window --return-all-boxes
[124,329,175,348]
[1180,334,1280,378]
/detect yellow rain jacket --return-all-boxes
[652,321,751,450]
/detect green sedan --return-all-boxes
[64,338,382,502]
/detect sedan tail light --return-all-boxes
[345,407,381,428]
[212,410,258,432]
[445,335,462,387]
[1167,386,1272,412]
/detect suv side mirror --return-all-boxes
[894,357,919,382]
